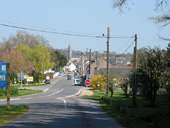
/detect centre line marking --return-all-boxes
[58,98,67,109]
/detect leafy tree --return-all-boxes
[16,43,55,77]
[137,47,166,107]
[31,44,55,73]
[108,77,115,97]
[53,50,67,69]
[120,76,130,98]
[15,43,33,59]
[163,43,170,101]
[108,72,120,97]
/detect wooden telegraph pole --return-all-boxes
[133,34,137,106]
[106,27,110,97]
[89,49,91,76]
[7,63,10,110]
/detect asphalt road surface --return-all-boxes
[0,74,123,128]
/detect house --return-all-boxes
[89,53,133,78]
[98,63,132,75]
[90,54,114,78]
[67,63,76,71]
[71,55,81,63]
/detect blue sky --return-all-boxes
[0,0,169,54]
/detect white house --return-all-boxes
[67,63,76,71]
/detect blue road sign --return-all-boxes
[0,62,7,89]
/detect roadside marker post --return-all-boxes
[85,80,91,96]
[7,63,10,110]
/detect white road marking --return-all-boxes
[58,98,67,109]
[24,97,32,99]
[11,98,21,101]
[56,88,83,109]
[43,88,49,92]
[22,89,64,100]
[47,89,64,97]
[57,88,82,99]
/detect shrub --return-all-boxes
[10,86,18,95]
[0,89,7,97]
[91,75,106,90]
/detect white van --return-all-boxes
[74,79,80,86]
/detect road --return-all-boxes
[0,74,123,128]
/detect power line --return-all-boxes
[0,23,95,38]
[0,20,96,37]
[123,40,135,53]
[0,21,133,39]
[110,36,134,39]
[116,37,134,52]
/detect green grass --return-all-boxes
[0,105,29,126]
[83,90,170,128]
[11,83,47,87]
[0,89,43,99]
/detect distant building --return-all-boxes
[90,54,114,78]
[89,54,133,78]
[68,43,72,60]
[71,55,81,62]
[67,63,76,71]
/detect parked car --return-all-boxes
[74,75,79,79]
[45,79,50,84]
[74,79,80,86]
[67,75,71,80]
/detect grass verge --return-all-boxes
[83,90,170,128]
[11,83,47,87]
[0,89,43,99]
[0,105,29,126]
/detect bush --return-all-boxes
[91,75,106,90]
[0,89,7,97]
[10,86,18,95]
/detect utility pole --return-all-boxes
[106,27,110,97]
[89,49,91,76]
[133,34,137,106]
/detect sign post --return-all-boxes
[0,62,10,110]
[85,79,91,96]
[85,79,91,86]
[7,63,10,110]
[17,72,24,88]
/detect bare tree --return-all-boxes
[113,0,170,40]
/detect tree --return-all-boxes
[16,43,55,75]
[0,49,34,78]
[31,44,55,73]
[120,76,130,98]
[137,47,166,107]
[36,35,51,48]
[53,50,67,69]
[112,0,170,40]
[108,72,120,97]
[163,43,170,101]
[8,31,39,49]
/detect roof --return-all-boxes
[94,63,132,75]
[99,67,132,74]
[71,55,81,58]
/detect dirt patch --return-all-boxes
[79,89,94,96]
